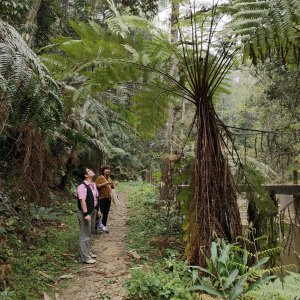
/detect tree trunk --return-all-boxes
[188,99,242,266]
[60,0,69,32]
[22,0,42,47]
[180,99,186,140]
[59,146,76,190]
[159,0,179,201]
[160,105,175,201]
[0,96,7,134]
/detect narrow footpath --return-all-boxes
[59,192,128,300]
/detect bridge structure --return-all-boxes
[239,170,300,217]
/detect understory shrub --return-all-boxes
[189,238,279,299]
[125,182,183,258]
[0,196,79,300]
[126,259,196,300]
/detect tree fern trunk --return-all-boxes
[188,98,242,266]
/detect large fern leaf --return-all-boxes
[0,20,62,132]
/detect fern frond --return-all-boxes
[245,272,300,300]
[261,264,297,275]
[0,20,62,131]
[231,0,300,63]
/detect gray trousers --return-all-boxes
[77,209,97,262]
[91,208,97,235]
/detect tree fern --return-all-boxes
[230,0,300,63]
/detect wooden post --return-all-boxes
[293,170,300,219]
[293,170,298,184]
[269,190,277,207]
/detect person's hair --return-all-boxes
[101,165,111,175]
[77,167,88,181]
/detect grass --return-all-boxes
[126,183,181,260]
[1,200,80,300]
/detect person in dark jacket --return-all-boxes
[77,167,101,264]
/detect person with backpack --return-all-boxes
[77,167,101,264]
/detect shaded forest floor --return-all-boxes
[57,192,129,300]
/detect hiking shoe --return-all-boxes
[102,225,109,233]
[98,223,109,233]
[85,259,96,264]
[91,253,97,258]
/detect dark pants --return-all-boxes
[99,197,111,226]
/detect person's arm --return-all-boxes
[97,200,102,217]
[79,198,91,221]
[97,182,109,188]
[77,184,91,221]
[108,177,115,189]
[95,176,109,188]
[96,193,102,217]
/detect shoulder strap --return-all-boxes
[82,182,93,192]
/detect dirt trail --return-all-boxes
[59,192,128,300]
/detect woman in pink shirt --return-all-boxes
[76,167,101,264]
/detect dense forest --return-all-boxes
[1,0,300,299]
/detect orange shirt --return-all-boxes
[95,175,114,200]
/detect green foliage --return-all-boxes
[126,182,166,256]
[118,0,159,20]
[2,206,79,299]
[238,162,280,251]
[0,1,30,27]
[0,289,15,300]
[189,238,277,299]
[35,0,61,48]
[42,19,173,138]
[171,155,194,244]
[245,272,300,300]
[0,20,62,133]
[62,92,111,155]
[29,205,60,221]
[230,0,300,64]
[242,163,277,215]
[68,0,158,22]
[125,190,291,300]
[126,259,196,300]
[249,65,300,177]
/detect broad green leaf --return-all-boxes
[188,284,223,297]
[251,257,269,270]
[242,250,248,265]
[229,274,248,300]
[196,267,218,279]
[211,241,217,264]
[245,275,276,294]
[219,244,231,264]
[224,269,239,289]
